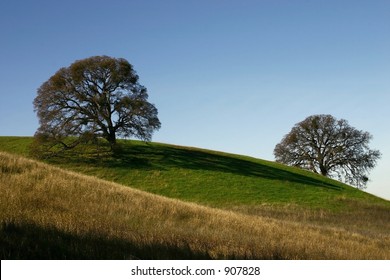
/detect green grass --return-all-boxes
[1,151,389,259]
[1,136,390,259]
[0,136,387,212]
[0,136,33,155]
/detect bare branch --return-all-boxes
[274,114,381,189]
[33,56,161,155]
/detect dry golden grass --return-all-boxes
[230,201,390,241]
[1,151,389,259]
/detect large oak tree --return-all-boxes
[274,114,380,189]
[33,56,160,153]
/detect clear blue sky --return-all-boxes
[1,0,389,199]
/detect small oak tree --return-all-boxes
[274,114,381,189]
[33,56,160,155]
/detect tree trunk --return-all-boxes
[106,130,116,147]
[319,165,328,176]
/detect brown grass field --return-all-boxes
[1,151,389,259]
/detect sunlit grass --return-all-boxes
[0,136,388,211]
[1,151,389,259]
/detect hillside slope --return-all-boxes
[1,151,389,259]
[0,137,387,209]
[1,137,389,239]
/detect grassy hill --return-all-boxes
[1,136,390,259]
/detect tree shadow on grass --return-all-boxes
[45,141,343,191]
[0,221,212,260]
[109,143,343,191]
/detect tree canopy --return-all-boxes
[33,56,160,154]
[273,114,381,189]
